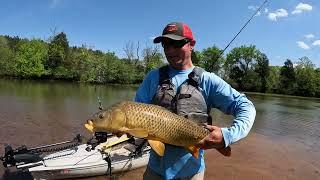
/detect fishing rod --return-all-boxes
[217,0,268,59]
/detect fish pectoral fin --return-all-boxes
[148,140,165,156]
[216,146,231,157]
[119,127,149,138]
[186,146,200,158]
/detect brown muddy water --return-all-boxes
[0,79,319,180]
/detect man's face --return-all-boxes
[161,38,194,70]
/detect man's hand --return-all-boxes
[196,125,226,150]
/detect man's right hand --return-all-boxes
[196,125,225,150]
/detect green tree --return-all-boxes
[266,66,281,93]
[191,50,201,67]
[200,46,224,74]
[67,46,94,81]
[296,56,315,68]
[142,46,164,73]
[15,39,48,78]
[279,59,296,95]
[86,51,122,83]
[0,36,15,75]
[295,57,316,97]
[115,61,137,84]
[315,68,320,97]
[4,35,21,52]
[99,52,121,83]
[67,46,128,83]
[46,32,69,71]
[225,45,260,91]
[255,52,269,92]
[0,36,8,47]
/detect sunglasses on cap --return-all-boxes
[161,38,190,49]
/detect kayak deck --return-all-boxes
[25,136,150,179]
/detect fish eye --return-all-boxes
[98,113,104,119]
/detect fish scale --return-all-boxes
[118,101,209,146]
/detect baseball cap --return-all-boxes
[153,22,195,43]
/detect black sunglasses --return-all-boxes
[161,39,190,49]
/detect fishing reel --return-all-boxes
[85,132,112,151]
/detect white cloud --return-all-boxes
[268,9,288,21]
[304,34,315,39]
[248,5,261,16]
[248,6,258,11]
[292,3,312,14]
[312,40,320,46]
[297,41,310,49]
[248,6,269,17]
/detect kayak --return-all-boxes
[14,136,150,180]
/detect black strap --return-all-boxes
[159,65,204,86]
[133,139,148,157]
[187,66,204,87]
[159,65,170,85]
[104,154,112,177]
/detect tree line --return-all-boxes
[0,32,319,98]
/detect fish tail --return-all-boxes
[186,146,200,158]
[216,146,231,157]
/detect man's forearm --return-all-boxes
[221,100,256,147]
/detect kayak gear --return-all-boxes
[1,134,83,168]
[1,133,150,179]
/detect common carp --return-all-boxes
[85,101,231,157]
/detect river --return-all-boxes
[0,79,319,180]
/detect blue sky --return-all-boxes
[1,0,319,67]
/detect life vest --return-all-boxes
[151,65,212,125]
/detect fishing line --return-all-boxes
[94,76,103,111]
[217,0,268,59]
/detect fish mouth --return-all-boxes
[84,120,94,132]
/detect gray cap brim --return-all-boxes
[153,34,186,43]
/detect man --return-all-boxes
[135,22,256,180]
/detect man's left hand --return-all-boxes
[196,125,225,150]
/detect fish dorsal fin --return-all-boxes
[186,146,200,158]
[148,140,165,156]
[119,127,149,138]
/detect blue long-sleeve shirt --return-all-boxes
[135,66,256,179]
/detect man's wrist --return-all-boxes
[221,127,231,147]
